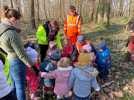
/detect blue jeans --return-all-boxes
[73,95,90,100]
[9,58,26,100]
[1,90,17,100]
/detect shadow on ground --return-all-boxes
[84,23,125,40]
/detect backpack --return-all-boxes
[96,46,111,69]
[0,50,12,85]
[0,27,15,86]
[40,58,51,72]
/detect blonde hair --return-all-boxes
[57,57,71,68]
[76,52,94,67]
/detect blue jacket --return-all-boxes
[69,65,100,98]
[96,47,111,68]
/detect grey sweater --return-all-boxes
[0,23,33,65]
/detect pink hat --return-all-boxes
[82,44,92,53]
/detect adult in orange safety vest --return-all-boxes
[64,5,81,45]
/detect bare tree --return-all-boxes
[0,0,134,29]
[30,0,36,29]
[10,0,13,8]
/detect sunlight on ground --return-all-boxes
[24,17,134,100]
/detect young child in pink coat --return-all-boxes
[41,57,73,100]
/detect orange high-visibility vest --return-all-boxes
[64,15,81,37]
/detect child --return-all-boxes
[125,19,134,61]
[47,41,61,61]
[127,36,134,61]
[127,18,134,36]
[24,43,40,100]
[69,53,100,100]
[41,57,73,100]
[40,45,61,99]
[62,39,78,63]
[96,40,111,82]
[125,25,134,61]
[76,35,96,54]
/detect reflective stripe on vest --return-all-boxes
[67,15,80,27]
[76,15,80,25]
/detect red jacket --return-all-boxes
[128,41,134,53]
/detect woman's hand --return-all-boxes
[26,63,31,68]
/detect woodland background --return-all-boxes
[1,0,134,100]
[0,0,133,29]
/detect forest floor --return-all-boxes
[25,17,134,100]
[83,17,134,100]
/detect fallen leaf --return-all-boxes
[113,91,123,98]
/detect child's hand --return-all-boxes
[40,72,46,77]
[68,91,72,97]
[90,68,99,77]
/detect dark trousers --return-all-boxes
[97,65,109,80]
[39,44,49,62]
[0,90,17,100]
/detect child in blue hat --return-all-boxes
[40,41,61,99]
[96,39,111,82]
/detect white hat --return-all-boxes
[82,44,92,53]
[25,47,38,63]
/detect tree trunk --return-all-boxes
[10,0,13,8]
[30,0,36,29]
[106,0,111,26]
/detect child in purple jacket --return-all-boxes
[41,57,73,100]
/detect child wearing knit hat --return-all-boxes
[24,43,40,100]
[40,45,60,99]
[96,39,111,82]
[69,53,100,100]
[47,41,61,61]
[76,35,96,54]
